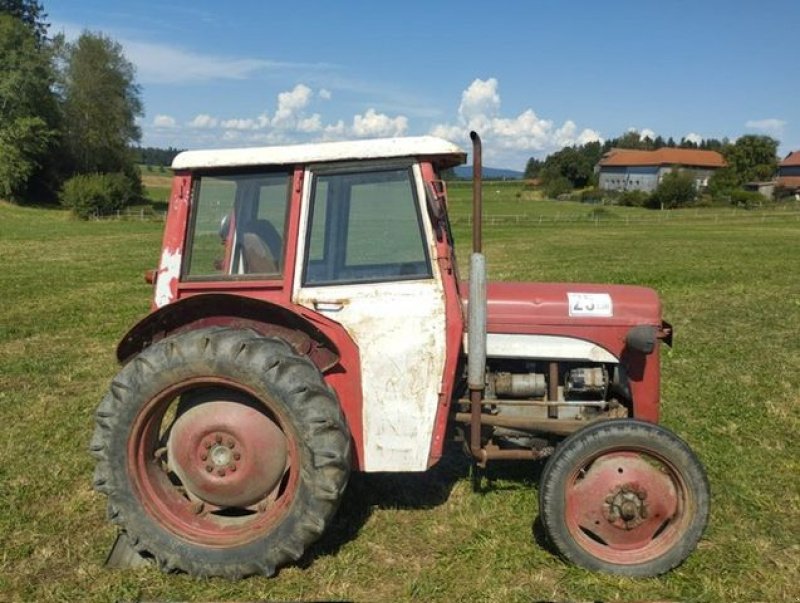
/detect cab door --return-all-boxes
[293,162,447,471]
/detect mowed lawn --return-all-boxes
[0,189,798,601]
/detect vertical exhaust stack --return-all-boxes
[468,131,488,464]
[470,131,483,254]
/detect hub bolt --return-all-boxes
[200,453,208,461]
[205,465,213,473]
[226,439,235,449]
[217,468,226,477]
[229,465,237,472]
[215,433,223,444]
[204,441,213,449]
[233,452,241,461]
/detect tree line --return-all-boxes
[524,130,782,208]
[134,146,183,167]
[1,1,143,216]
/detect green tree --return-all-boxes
[539,142,602,190]
[0,0,48,44]
[60,31,143,185]
[649,169,696,209]
[721,135,778,184]
[707,167,739,201]
[524,156,543,179]
[0,14,59,202]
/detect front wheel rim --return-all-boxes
[563,448,693,565]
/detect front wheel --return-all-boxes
[90,327,351,578]
[538,419,709,577]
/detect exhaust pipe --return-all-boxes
[470,131,482,254]
[468,131,487,464]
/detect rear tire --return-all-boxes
[538,419,709,577]
[90,327,351,578]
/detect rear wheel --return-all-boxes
[90,327,351,578]
[538,419,709,577]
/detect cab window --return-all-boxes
[184,172,290,279]
[303,167,431,286]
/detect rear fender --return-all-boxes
[117,293,340,372]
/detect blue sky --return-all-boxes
[48,1,799,170]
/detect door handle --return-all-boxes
[313,301,344,312]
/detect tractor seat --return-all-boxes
[240,231,279,275]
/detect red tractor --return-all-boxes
[92,132,708,578]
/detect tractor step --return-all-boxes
[104,532,150,569]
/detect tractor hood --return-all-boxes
[463,281,663,332]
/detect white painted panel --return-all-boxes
[154,248,181,308]
[464,333,618,363]
[294,163,447,472]
[173,136,464,170]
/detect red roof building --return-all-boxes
[598,148,726,169]
[777,151,800,191]
[597,148,726,193]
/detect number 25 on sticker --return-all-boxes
[568,292,613,317]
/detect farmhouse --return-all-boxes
[776,150,800,193]
[597,148,725,193]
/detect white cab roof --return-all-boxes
[172,136,466,170]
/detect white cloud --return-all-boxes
[220,118,259,130]
[124,40,275,84]
[272,84,313,127]
[431,78,601,160]
[459,78,501,122]
[684,132,703,144]
[189,114,218,129]
[319,88,332,100]
[297,114,323,133]
[576,128,602,145]
[640,128,656,140]
[153,114,176,128]
[745,118,786,135]
[352,108,408,138]
[323,120,346,139]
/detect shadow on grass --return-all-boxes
[301,442,554,567]
[300,443,471,567]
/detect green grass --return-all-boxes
[0,188,799,601]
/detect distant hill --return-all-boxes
[453,165,523,180]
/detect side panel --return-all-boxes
[154,173,191,309]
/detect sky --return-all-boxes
[47,0,800,170]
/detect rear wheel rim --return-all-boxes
[563,448,692,565]
[127,377,300,547]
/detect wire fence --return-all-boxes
[451,208,800,227]
[87,205,800,227]
[89,207,167,221]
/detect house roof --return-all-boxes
[172,136,466,170]
[780,151,800,167]
[598,148,726,169]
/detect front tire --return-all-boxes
[90,327,351,578]
[538,419,709,577]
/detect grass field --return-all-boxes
[1,186,799,602]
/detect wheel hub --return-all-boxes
[166,399,288,507]
[603,483,649,529]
